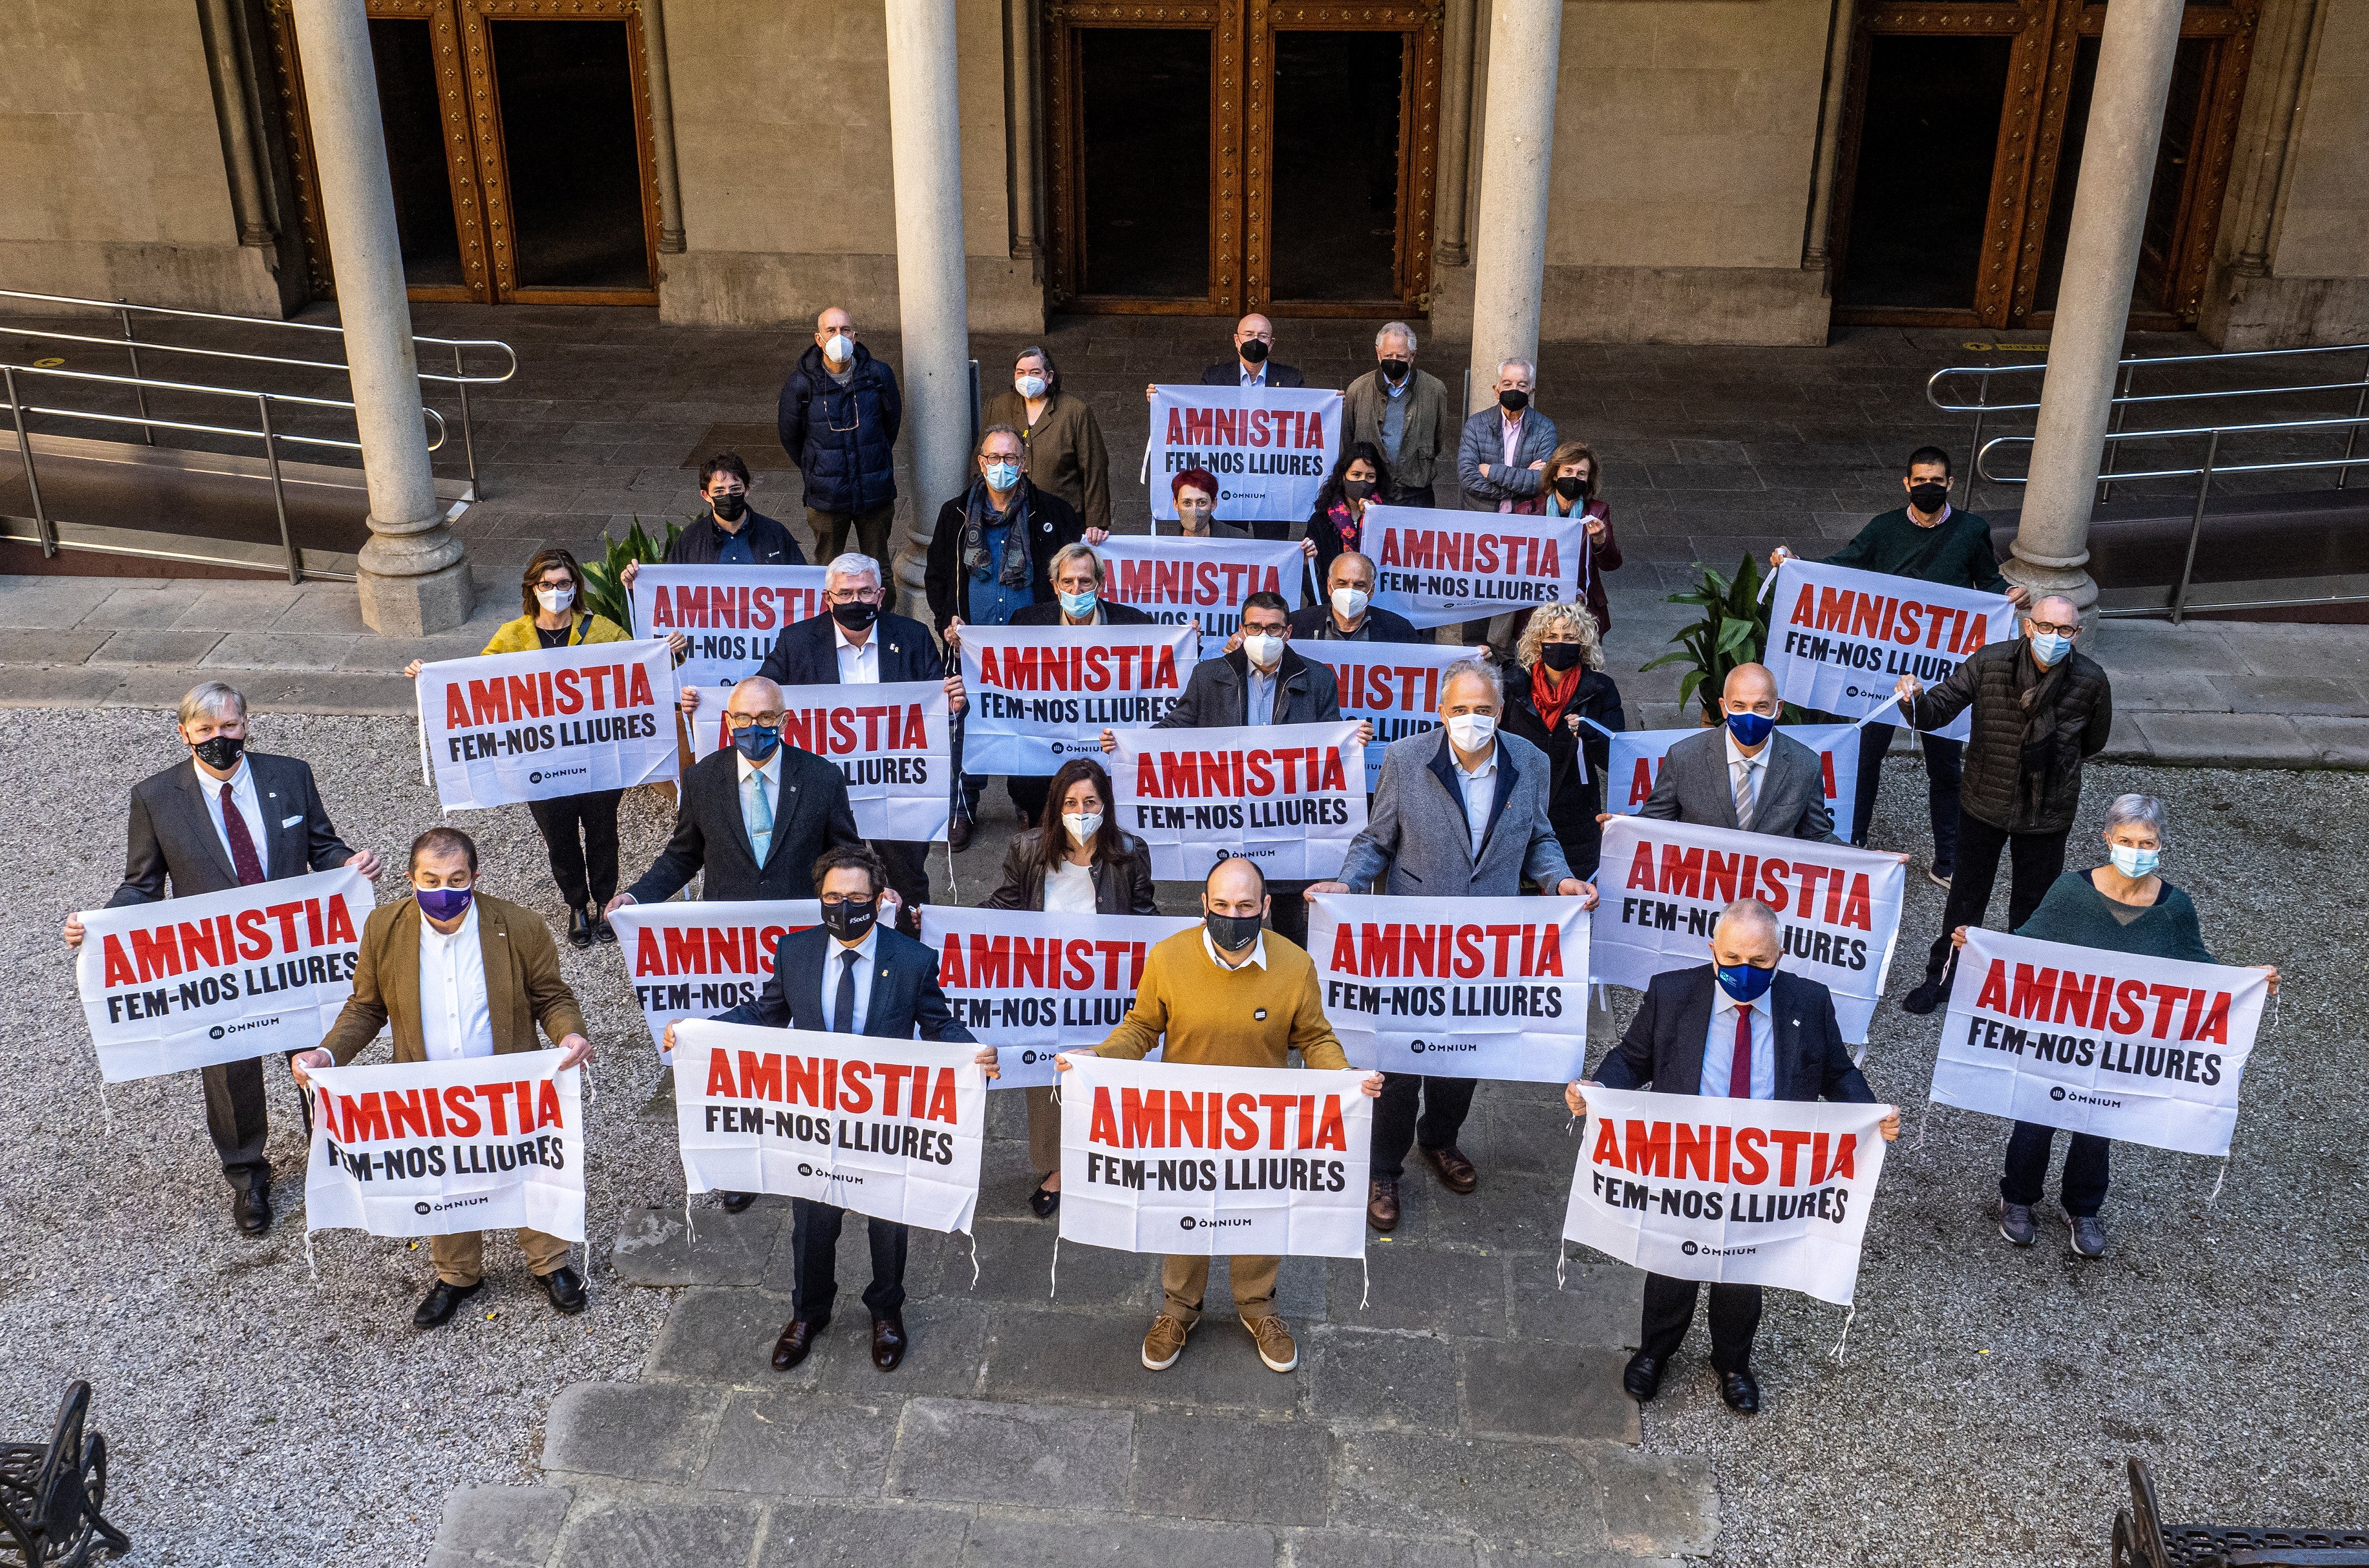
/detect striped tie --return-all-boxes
[1732,758,1755,832]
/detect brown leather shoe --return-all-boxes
[1366,1178,1400,1232]
[772,1317,825,1371]
[1422,1144,1478,1194]
[870,1314,908,1371]
[947,814,975,851]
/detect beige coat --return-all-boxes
[982,386,1111,533]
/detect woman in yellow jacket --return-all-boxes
[405,546,685,948]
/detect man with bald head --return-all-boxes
[1892,594,2112,1014]
[780,304,903,582]
[1569,898,1899,1414]
[1633,664,1840,842]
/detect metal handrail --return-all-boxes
[0,287,517,381]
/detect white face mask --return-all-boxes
[824,333,854,363]
[1331,586,1370,622]
[1241,633,1283,670]
[535,587,575,614]
[1063,811,1103,846]
[1445,712,1498,752]
[1016,374,1048,399]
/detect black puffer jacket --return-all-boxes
[777,343,902,515]
[1908,639,2112,834]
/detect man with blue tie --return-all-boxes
[669,844,994,1373]
[1566,899,1898,1415]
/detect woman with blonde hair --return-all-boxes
[1499,602,1623,878]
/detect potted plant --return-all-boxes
[1641,553,1795,725]
[578,516,684,634]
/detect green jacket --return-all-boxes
[1343,366,1454,493]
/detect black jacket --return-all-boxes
[1008,599,1155,628]
[1156,645,1341,730]
[624,745,860,905]
[777,343,902,516]
[109,754,359,905]
[924,479,1087,629]
[1592,967,1875,1105]
[1199,361,1305,388]
[716,924,973,1042]
[983,829,1159,914]
[665,508,807,568]
[1286,602,1424,645]
[1907,638,2112,834]
[754,610,948,688]
[1499,668,1624,878]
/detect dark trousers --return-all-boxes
[1395,483,1436,510]
[2000,1122,2112,1216]
[527,788,622,909]
[1247,519,1291,542]
[1925,811,2068,981]
[959,773,1050,828]
[789,1197,908,1322]
[809,502,896,588]
[1853,724,1963,866]
[1268,880,1311,950]
[1370,1072,1478,1179]
[204,1052,316,1192]
[874,839,929,935]
[1640,1273,1762,1374]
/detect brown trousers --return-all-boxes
[430,1227,573,1286]
[1162,1255,1280,1324]
[1025,1086,1061,1175]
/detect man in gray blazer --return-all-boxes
[1308,659,1599,1232]
[60,681,380,1235]
[1637,664,1841,843]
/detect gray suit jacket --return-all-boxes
[109,752,358,905]
[1638,727,1838,843]
[1337,729,1573,896]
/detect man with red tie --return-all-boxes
[61,682,381,1235]
[1565,899,1898,1415]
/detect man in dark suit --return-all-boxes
[1287,551,1424,645]
[1568,898,1899,1414]
[63,682,380,1236]
[1140,313,1305,396]
[1634,664,1839,843]
[669,844,993,1373]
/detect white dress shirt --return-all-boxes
[1724,728,1768,828]
[736,749,779,863]
[201,760,271,874]
[418,902,496,1062]
[833,620,880,685]
[1452,742,1498,861]
[1238,363,1270,388]
[824,925,882,1035]
[1701,983,1776,1099]
[1044,858,1097,914]
[1203,926,1270,970]
[1497,414,1523,513]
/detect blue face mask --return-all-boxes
[2108,844,2160,879]
[416,885,472,922]
[2030,630,2072,666]
[1716,961,1776,1003]
[984,462,1020,492]
[1725,710,1776,747]
[1058,588,1098,618]
[733,724,781,762]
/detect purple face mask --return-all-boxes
[416,885,473,922]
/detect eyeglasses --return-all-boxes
[825,586,881,603]
[725,710,787,729]
[535,576,575,592]
[819,893,874,906]
[2026,619,2081,638]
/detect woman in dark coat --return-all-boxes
[1498,602,1623,880]
[1306,441,1394,582]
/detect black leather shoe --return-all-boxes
[592,910,617,944]
[1900,978,1946,1015]
[947,814,975,852]
[567,905,595,950]
[1028,1182,1060,1219]
[718,1190,757,1214]
[1720,1369,1761,1414]
[871,1314,908,1372]
[772,1317,825,1371]
[232,1182,272,1236]
[536,1266,588,1315]
[414,1277,483,1328]
[1621,1351,1664,1402]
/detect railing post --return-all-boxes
[119,302,155,447]
[2098,360,2134,503]
[2339,346,2368,494]
[5,367,56,557]
[257,392,302,585]
[1961,371,1988,511]
[453,343,479,501]
[2169,427,2218,626]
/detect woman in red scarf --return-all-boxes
[1499,603,1624,879]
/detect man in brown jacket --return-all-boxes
[293,827,594,1328]
[1341,323,1453,508]
[1058,858,1381,1375]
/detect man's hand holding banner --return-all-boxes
[629,564,828,690]
[1764,557,2016,740]
[957,623,1195,777]
[1147,385,1342,522]
[418,639,679,810]
[1607,724,1861,831]
[1363,504,1589,630]
[1933,928,2269,1155]
[1110,721,1367,880]
[607,900,820,1062]
[919,907,1198,1088]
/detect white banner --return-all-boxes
[303,1050,586,1242]
[672,1019,986,1234]
[1307,894,1591,1082]
[1110,721,1366,881]
[629,564,830,690]
[1059,1055,1370,1258]
[919,907,1198,1088]
[1933,928,2268,1156]
[1606,724,1860,834]
[1595,816,1904,1043]
[1562,1085,1889,1306]
[1094,537,1309,649]
[76,866,372,1082]
[680,681,954,841]
[956,622,1196,778]
[1148,384,1343,522]
[1363,504,1589,630]
[1325,643,1489,791]
[418,639,679,810]
[1766,558,2017,742]
[607,899,821,1062]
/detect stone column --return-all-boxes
[1432,0,1478,268]
[642,0,688,253]
[1006,0,1041,261]
[288,0,473,633]
[885,0,972,615]
[2010,0,2187,611]
[195,0,274,247]
[1464,0,1560,414]
[1799,0,1860,275]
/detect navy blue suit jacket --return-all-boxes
[754,610,947,689]
[1591,966,1874,1104]
[716,925,974,1043]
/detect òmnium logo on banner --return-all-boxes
[957,623,1196,777]
[1110,721,1366,880]
[417,639,679,810]
[606,899,821,1063]
[1147,385,1343,522]
[919,907,1197,1088]
[1764,558,2017,741]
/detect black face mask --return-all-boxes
[1498,389,1529,414]
[1204,908,1264,952]
[1908,481,1950,513]
[710,491,748,522]
[1538,642,1585,673]
[830,599,880,632]
[1239,339,1270,365]
[192,734,245,771]
[821,895,878,942]
[1553,475,1589,501]
[1379,358,1410,383]
[1343,479,1375,502]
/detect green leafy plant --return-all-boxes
[1642,553,1780,724]
[579,515,684,633]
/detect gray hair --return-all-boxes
[1329,549,1376,582]
[1046,541,1104,583]
[1374,321,1417,354]
[976,422,1025,460]
[1440,656,1502,704]
[1715,897,1781,942]
[1497,357,1536,381]
[178,681,247,729]
[823,552,881,588]
[1013,344,1059,388]
[2104,793,2169,843]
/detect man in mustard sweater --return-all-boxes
[1058,858,1382,1374]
